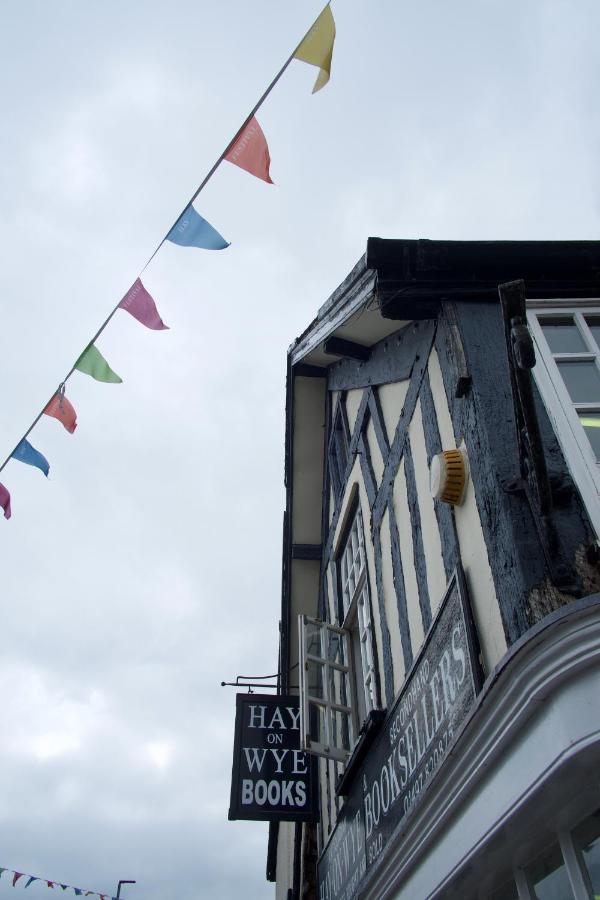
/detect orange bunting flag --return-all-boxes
[44,391,77,434]
[224,117,273,184]
[293,5,336,93]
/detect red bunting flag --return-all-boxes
[224,117,273,184]
[118,279,168,331]
[44,391,77,434]
[13,873,23,886]
[47,882,55,889]
[0,484,10,520]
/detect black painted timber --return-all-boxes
[294,363,327,377]
[434,301,596,645]
[403,442,432,632]
[372,322,437,529]
[366,239,600,319]
[324,336,371,361]
[328,321,434,392]
[358,434,377,509]
[387,502,414,672]
[368,387,390,456]
[292,544,322,560]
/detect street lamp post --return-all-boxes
[115,880,136,899]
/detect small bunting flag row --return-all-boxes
[0,866,121,899]
[0,5,336,520]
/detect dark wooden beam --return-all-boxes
[323,336,371,361]
[291,543,322,560]
[294,363,326,377]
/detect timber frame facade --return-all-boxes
[268,240,600,900]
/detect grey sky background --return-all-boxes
[0,1,599,898]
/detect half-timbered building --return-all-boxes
[267,239,600,899]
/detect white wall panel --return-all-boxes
[393,461,425,656]
[409,400,448,614]
[380,508,405,696]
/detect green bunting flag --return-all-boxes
[75,345,122,384]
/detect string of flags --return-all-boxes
[0,866,122,900]
[0,4,336,521]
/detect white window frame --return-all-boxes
[339,506,378,716]
[298,615,355,763]
[527,301,600,537]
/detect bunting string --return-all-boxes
[0,2,336,517]
[0,865,123,900]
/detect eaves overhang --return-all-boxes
[288,239,600,369]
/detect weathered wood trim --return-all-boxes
[324,336,371,361]
[372,525,396,705]
[328,320,435,392]
[419,370,460,580]
[292,543,323,560]
[403,442,432,632]
[387,501,414,672]
[290,259,376,366]
[434,303,532,644]
[372,324,437,530]
[294,363,327,378]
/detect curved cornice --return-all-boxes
[363,593,600,899]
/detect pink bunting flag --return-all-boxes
[44,391,77,434]
[0,483,11,520]
[13,873,23,886]
[119,279,168,330]
[224,117,273,184]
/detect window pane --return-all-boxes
[579,413,600,460]
[541,317,587,353]
[572,810,600,894]
[305,622,323,659]
[487,877,519,900]
[308,701,327,745]
[306,660,326,699]
[329,666,351,708]
[331,709,352,753]
[527,842,574,900]
[585,316,600,351]
[557,361,600,403]
[326,629,347,667]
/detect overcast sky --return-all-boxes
[1,1,600,898]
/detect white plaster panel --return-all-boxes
[409,400,447,614]
[293,377,326,544]
[275,822,295,900]
[380,508,405,696]
[427,350,507,674]
[366,419,385,487]
[290,559,320,675]
[345,387,363,435]
[378,381,409,448]
[392,461,425,656]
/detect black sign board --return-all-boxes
[229,693,318,822]
[318,569,482,899]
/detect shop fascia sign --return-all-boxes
[229,693,318,822]
[318,569,483,900]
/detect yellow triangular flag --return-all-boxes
[294,6,336,93]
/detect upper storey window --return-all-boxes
[328,401,349,506]
[528,305,600,534]
[298,505,379,763]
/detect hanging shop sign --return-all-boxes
[229,693,318,822]
[318,569,483,900]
